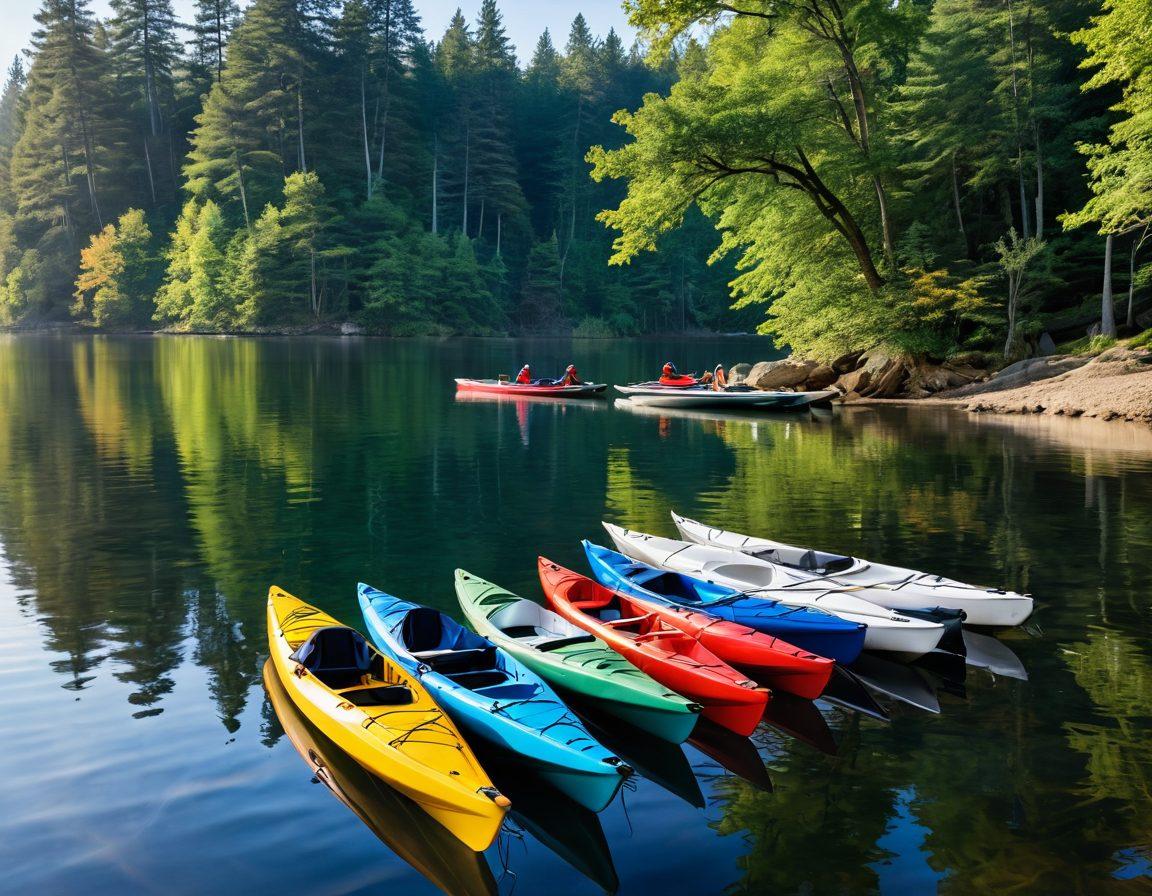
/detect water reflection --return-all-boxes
[1,334,1151,893]
[263,661,499,896]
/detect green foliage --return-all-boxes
[73,208,158,327]
[1064,0,1152,236]
[517,235,564,332]
[155,199,232,329]
[1128,328,1152,349]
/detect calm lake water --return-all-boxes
[1,334,1151,895]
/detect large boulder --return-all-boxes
[748,358,819,390]
[831,351,864,374]
[946,354,1090,397]
[728,362,752,385]
[1037,332,1057,356]
[835,367,871,396]
[804,364,838,391]
[858,352,908,397]
[905,359,983,397]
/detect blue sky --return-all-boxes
[0,1,635,76]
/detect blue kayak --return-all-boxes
[358,584,632,812]
[582,542,867,665]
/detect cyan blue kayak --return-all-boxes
[358,584,632,812]
[582,542,867,665]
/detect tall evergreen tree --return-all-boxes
[0,58,27,216]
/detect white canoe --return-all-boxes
[672,513,1034,627]
[601,523,945,660]
[613,384,834,409]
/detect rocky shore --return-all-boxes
[731,344,1152,425]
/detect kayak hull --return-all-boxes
[266,588,506,851]
[538,558,769,737]
[618,596,835,701]
[673,512,1034,626]
[455,378,606,398]
[615,384,834,409]
[600,525,945,660]
[358,585,629,812]
[583,542,867,665]
[263,663,499,896]
[455,570,700,744]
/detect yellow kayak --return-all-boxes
[266,586,509,851]
[263,662,499,896]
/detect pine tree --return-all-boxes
[185,0,323,223]
[0,58,27,216]
[190,0,240,87]
[517,234,564,331]
[109,0,183,205]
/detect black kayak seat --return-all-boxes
[536,635,596,652]
[446,669,509,690]
[413,646,499,675]
[402,607,447,652]
[290,626,373,690]
[341,685,414,706]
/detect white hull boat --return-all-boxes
[601,524,945,660]
[614,384,834,410]
[672,513,1034,627]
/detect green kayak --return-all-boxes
[454,569,701,744]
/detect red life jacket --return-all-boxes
[516,368,531,384]
[659,374,699,387]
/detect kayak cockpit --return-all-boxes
[487,600,597,651]
[289,626,416,706]
[748,546,856,575]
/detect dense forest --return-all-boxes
[0,0,741,337]
[0,0,1150,355]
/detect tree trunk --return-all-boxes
[461,123,471,236]
[234,146,250,228]
[496,212,502,257]
[143,137,157,207]
[431,136,439,235]
[297,84,307,174]
[1004,270,1018,358]
[310,247,319,317]
[1129,231,1144,330]
[215,1,225,81]
[1006,0,1031,238]
[477,198,485,243]
[1101,233,1116,337]
[360,71,372,201]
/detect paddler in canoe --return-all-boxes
[514,364,583,387]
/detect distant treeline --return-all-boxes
[0,0,742,336]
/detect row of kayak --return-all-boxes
[455,378,834,410]
[269,516,1033,852]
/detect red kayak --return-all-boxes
[538,558,769,736]
[619,594,834,701]
[455,378,607,398]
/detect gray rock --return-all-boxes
[340,321,364,336]
[804,364,838,391]
[728,362,752,385]
[1037,332,1057,356]
[748,358,819,390]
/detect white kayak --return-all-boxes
[602,524,945,660]
[672,513,1034,627]
[613,384,834,409]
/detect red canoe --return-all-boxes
[538,558,769,737]
[619,594,834,701]
[454,378,607,398]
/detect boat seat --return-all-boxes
[339,684,415,706]
[595,608,623,622]
[445,669,509,690]
[502,625,541,639]
[535,635,596,652]
[290,626,373,690]
[413,646,498,675]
